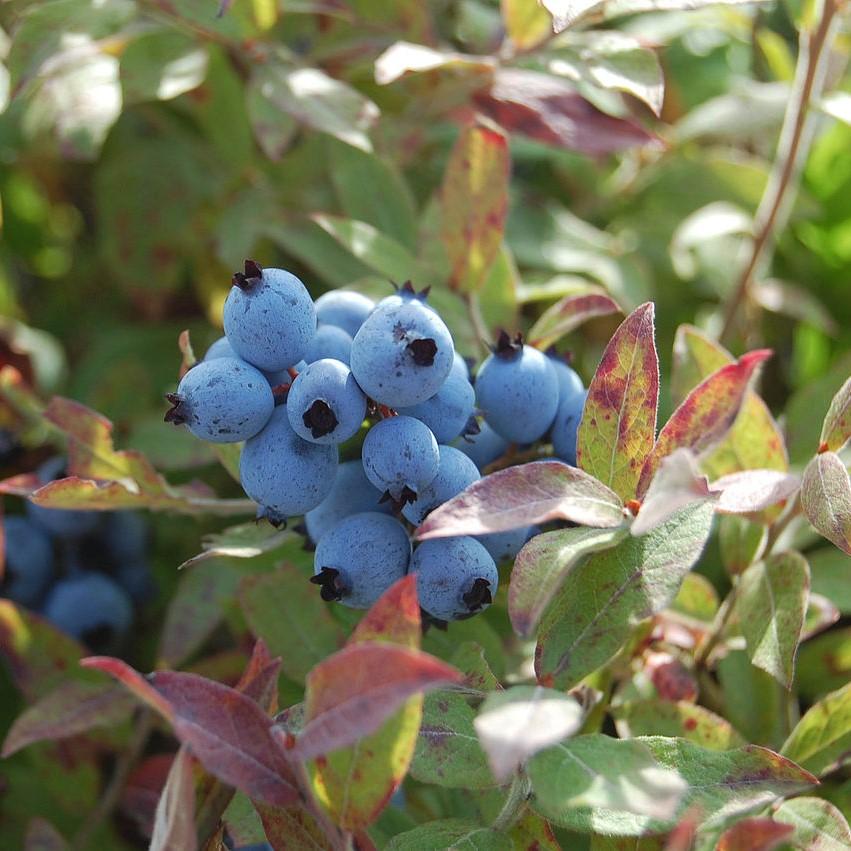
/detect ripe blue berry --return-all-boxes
[455,421,509,471]
[401,445,480,526]
[223,260,316,371]
[451,351,471,383]
[475,332,559,444]
[551,388,587,466]
[398,369,476,443]
[314,290,374,338]
[27,456,100,539]
[311,512,410,608]
[165,357,274,443]
[102,512,148,565]
[304,324,353,365]
[350,288,454,407]
[287,359,366,445]
[476,526,534,564]
[43,573,133,650]
[1,516,54,607]
[204,336,237,361]
[549,355,584,401]
[304,460,391,544]
[361,416,439,503]
[240,406,338,526]
[410,537,498,622]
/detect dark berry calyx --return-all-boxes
[257,506,287,528]
[164,393,189,425]
[493,330,524,360]
[545,345,574,365]
[462,578,493,612]
[420,608,448,633]
[302,399,338,438]
[462,415,481,438]
[396,280,431,301]
[407,338,438,366]
[310,566,346,602]
[378,485,418,510]
[232,259,264,291]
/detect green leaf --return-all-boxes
[671,572,719,622]
[502,0,553,51]
[120,30,208,104]
[535,502,714,689]
[179,523,294,570]
[527,287,621,350]
[782,682,851,776]
[797,628,851,701]
[450,642,500,692]
[612,700,746,750]
[735,551,810,688]
[385,819,512,850]
[409,691,496,789]
[239,564,346,683]
[532,737,816,835]
[820,378,851,454]
[246,76,297,161]
[577,303,659,502]
[508,526,628,638]
[809,547,851,613]
[802,452,851,555]
[773,798,851,849]
[718,516,767,576]
[528,734,687,823]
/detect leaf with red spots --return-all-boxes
[296,643,462,761]
[254,802,333,851]
[308,578,424,830]
[637,349,772,498]
[150,746,198,851]
[440,122,510,293]
[82,659,299,808]
[612,700,745,750]
[774,798,851,848]
[576,303,659,502]
[527,288,621,350]
[782,681,851,776]
[801,451,851,555]
[821,376,851,454]
[716,819,793,851]
[416,461,624,542]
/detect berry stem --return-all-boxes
[465,293,490,357]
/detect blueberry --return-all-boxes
[43,573,133,650]
[451,350,471,383]
[475,525,535,564]
[240,406,338,526]
[410,537,498,622]
[115,559,157,605]
[361,416,439,503]
[350,289,454,407]
[26,456,101,539]
[549,354,584,402]
[303,325,353,365]
[1,516,54,607]
[102,512,148,565]
[314,290,375,338]
[304,460,391,545]
[263,360,307,388]
[398,369,476,444]
[551,388,588,466]
[454,421,509,471]
[165,357,274,444]
[223,260,316,372]
[475,333,559,444]
[204,336,238,361]
[311,512,410,608]
[401,445,480,526]
[287,359,366,445]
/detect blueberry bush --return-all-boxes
[2,0,851,848]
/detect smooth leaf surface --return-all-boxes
[802,451,851,555]
[385,820,512,851]
[509,525,627,637]
[612,700,745,750]
[773,797,851,850]
[715,819,792,851]
[735,551,810,687]
[576,302,659,502]
[416,461,624,542]
[820,376,851,453]
[502,0,553,50]
[149,746,197,851]
[255,802,333,851]
[536,502,714,688]
[528,289,621,350]
[782,682,851,775]
[179,523,295,569]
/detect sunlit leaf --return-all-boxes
[773,797,851,849]
[715,819,792,851]
[527,288,621,350]
[801,451,851,555]
[612,700,745,750]
[385,820,512,850]
[782,682,851,776]
[820,376,851,454]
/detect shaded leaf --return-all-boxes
[2,680,135,757]
[536,502,714,688]
[474,686,584,782]
[782,682,851,776]
[509,526,627,638]
[716,819,792,851]
[246,74,298,161]
[440,122,510,292]
[180,523,295,569]
[577,302,659,502]
[735,551,809,687]
[509,812,561,850]
[820,376,851,454]
[24,819,69,851]
[527,289,621,350]
[450,642,500,692]
[801,452,851,555]
[150,746,197,851]
[671,324,731,406]
[773,797,851,850]
[416,461,624,542]
[120,30,208,104]
[809,547,851,614]
[385,820,512,850]
[296,643,461,760]
[803,592,840,641]
[753,279,838,336]
[236,639,282,713]
[255,802,332,851]
[718,516,767,576]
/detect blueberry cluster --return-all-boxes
[168,261,587,626]
[2,456,152,650]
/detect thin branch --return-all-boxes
[465,293,491,357]
[719,0,841,344]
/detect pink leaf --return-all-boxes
[528,290,621,350]
[714,470,800,514]
[236,639,282,713]
[150,746,198,851]
[81,657,175,721]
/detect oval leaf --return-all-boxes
[782,681,851,776]
[716,819,792,851]
[773,798,851,849]
[612,700,745,750]
[802,451,851,555]
[528,290,621,350]
[820,376,851,453]
[386,820,512,851]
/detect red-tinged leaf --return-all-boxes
[671,324,731,406]
[350,574,420,649]
[440,122,510,293]
[576,303,659,502]
[121,754,175,839]
[416,461,624,542]
[528,290,621,350]
[0,471,41,496]
[713,470,800,514]
[2,680,135,757]
[177,329,196,379]
[150,746,198,851]
[801,452,851,555]
[510,812,561,851]
[473,69,660,155]
[820,376,851,454]
[24,818,69,851]
[81,657,176,720]
[637,349,772,498]
[509,526,627,637]
[255,802,333,851]
[716,819,793,851]
[296,643,462,760]
[235,639,282,713]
